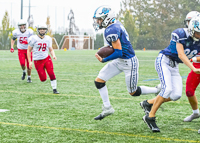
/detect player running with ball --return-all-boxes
[93,5,161,120]
[27,25,59,94]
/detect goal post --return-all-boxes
[52,37,59,50]
[59,35,94,50]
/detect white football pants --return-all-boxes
[155,53,182,101]
[98,56,139,93]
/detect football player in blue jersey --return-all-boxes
[140,16,200,132]
[93,5,161,121]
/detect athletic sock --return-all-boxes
[51,80,57,90]
[28,76,31,78]
[140,86,157,94]
[23,70,26,73]
[193,109,199,114]
[99,85,111,107]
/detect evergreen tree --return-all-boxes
[94,33,104,50]
[0,11,12,50]
[118,0,200,50]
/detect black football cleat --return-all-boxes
[27,77,32,83]
[140,100,153,115]
[21,72,26,80]
[53,89,59,94]
[94,114,105,120]
[143,115,160,132]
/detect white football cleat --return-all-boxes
[94,105,114,120]
[184,113,200,122]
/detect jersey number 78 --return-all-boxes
[38,43,47,51]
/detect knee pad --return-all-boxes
[131,86,141,96]
[186,90,195,97]
[94,81,105,89]
[170,95,181,101]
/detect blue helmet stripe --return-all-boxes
[93,6,102,18]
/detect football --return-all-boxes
[97,45,114,58]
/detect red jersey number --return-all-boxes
[38,43,47,51]
[19,37,27,44]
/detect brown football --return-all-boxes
[97,45,114,58]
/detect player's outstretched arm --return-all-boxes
[27,45,33,69]
[176,43,200,74]
[10,39,15,53]
[49,47,57,61]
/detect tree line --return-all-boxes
[0,11,65,50]
[1,0,200,50]
[95,0,200,50]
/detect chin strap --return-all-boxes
[193,36,199,41]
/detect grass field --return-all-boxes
[0,50,200,143]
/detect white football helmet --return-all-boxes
[18,19,27,32]
[93,5,115,31]
[37,24,48,36]
[184,11,200,28]
[188,16,200,41]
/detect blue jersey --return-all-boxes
[160,28,200,63]
[104,20,135,59]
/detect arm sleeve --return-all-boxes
[102,49,122,63]
[12,37,17,40]
[12,30,17,40]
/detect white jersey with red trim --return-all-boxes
[12,29,33,49]
[28,35,52,60]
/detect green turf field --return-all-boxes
[0,50,199,142]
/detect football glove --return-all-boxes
[10,48,14,53]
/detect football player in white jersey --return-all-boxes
[27,25,59,94]
[11,19,33,83]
